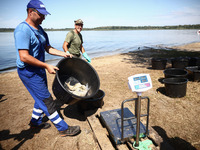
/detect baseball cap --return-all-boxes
[74,19,83,25]
[27,0,51,15]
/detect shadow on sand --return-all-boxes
[0,94,7,103]
[121,48,200,67]
[0,127,44,150]
[153,126,197,150]
[54,99,99,122]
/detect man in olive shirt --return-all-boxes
[62,19,91,63]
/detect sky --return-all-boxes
[0,0,200,29]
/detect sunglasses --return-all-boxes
[31,8,45,17]
[75,24,83,27]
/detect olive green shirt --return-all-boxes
[65,30,83,55]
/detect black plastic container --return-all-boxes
[151,58,167,70]
[188,57,200,66]
[77,89,105,111]
[185,66,200,82]
[52,58,100,104]
[163,78,188,98]
[164,68,188,78]
[196,58,200,66]
[171,57,189,69]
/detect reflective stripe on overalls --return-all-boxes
[17,22,68,131]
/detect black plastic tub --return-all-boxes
[188,57,200,66]
[77,89,105,111]
[197,58,200,66]
[185,66,200,82]
[164,68,188,78]
[52,58,100,104]
[171,57,189,69]
[151,58,168,70]
[163,78,188,98]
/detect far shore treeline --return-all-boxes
[1,24,200,32]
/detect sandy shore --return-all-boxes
[0,42,200,150]
[172,42,200,52]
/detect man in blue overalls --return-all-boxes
[14,0,80,137]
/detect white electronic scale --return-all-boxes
[100,74,152,147]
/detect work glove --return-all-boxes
[82,52,91,63]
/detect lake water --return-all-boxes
[0,29,199,73]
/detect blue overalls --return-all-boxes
[17,22,68,131]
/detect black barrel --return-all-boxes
[185,66,200,82]
[77,89,105,111]
[163,78,188,98]
[188,57,200,66]
[52,58,100,104]
[196,58,200,66]
[171,57,189,69]
[164,68,188,78]
[151,58,167,70]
